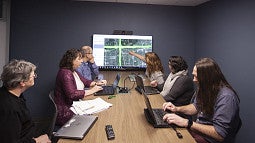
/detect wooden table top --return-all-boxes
[57,71,196,143]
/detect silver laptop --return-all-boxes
[135,75,160,95]
[54,115,98,140]
[94,73,120,96]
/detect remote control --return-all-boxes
[105,125,115,140]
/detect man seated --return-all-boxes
[77,46,99,81]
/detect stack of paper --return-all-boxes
[70,97,112,115]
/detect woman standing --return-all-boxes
[129,51,164,85]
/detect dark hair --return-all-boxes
[145,52,164,76]
[169,56,188,74]
[195,58,238,116]
[1,59,36,89]
[59,49,82,71]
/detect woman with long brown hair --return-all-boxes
[129,51,164,85]
[162,58,241,143]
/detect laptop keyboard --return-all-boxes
[95,86,114,95]
[102,86,114,94]
[153,109,168,125]
[144,86,160,94]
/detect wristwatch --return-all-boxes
[187,117,193,129]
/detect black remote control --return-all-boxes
[105,125,115,140]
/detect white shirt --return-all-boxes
[73,71,85,90]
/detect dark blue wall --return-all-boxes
[9,0,255,142]
[10,0,194,116]
[196,0,255,142]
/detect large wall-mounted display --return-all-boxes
[92,34,152,70]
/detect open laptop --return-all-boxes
[54,115,98,140]
[135,75,160,95]
[94,73,120,96]
[142,92,173,128]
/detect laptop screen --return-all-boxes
[112,73,120,88]
[142,93,157,123]
[135,75,145,90]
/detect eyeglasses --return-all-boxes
[23,73,37,82]
[30,73,37,79]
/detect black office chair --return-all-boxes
[48,90,60,143]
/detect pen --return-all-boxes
[108,95,116,99]
[84,106,95,111]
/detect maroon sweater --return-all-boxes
[54,68,92,125]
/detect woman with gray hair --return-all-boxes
[0,59,51,143]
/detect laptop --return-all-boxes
[54,115,98,140]
[142,92,173,128]
[94,73,120,96]
[135,75,160,95]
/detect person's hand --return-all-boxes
[91,85,103,92]
[84,85,103,96]
[96,80,107,86]
[89,55,95,63]
[150,80,158,87]
[33,134,51,143]
[163,113,188,127]
[129,51,135,56]
[163,102,177,112]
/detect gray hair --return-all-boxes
[0,59,36,89]
[80,46,92,57]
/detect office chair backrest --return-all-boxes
[48,90,57,139]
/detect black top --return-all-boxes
[157,75,195,106]
[0,86,36,143]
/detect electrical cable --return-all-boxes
[119,76,129,93]
[171,125,183,139]
[127,73,138,91]
[128,80,136,91]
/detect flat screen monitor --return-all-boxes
[92,34,152,70]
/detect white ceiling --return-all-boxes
[74,0,211,6]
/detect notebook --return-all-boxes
[94,73,120,96]
[135,75,160,95]
[54,115,98,140]
[142,92,173,128]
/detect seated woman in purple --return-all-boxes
[54,48,106,125]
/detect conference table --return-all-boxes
[57,71,196,143]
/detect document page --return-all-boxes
[71,97,112,115]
